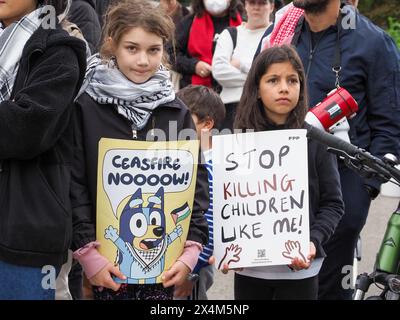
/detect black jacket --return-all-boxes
[69,0,102,53]
[306,132,344,257]
[72,93,209,251]
[0,26,87,267]
[95,0,111,27]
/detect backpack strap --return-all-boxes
[226,26,238,50]
[290,15,305,46]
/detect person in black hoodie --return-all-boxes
[231,45,344,300]
[68,0,101,53]
[95,0,112,27]
[72,0,209,300]
[0,0,87,300]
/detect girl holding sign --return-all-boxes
[232,45,344,300]
[71,0,209,300]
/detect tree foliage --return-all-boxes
[357,0,400,28]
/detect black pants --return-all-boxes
[221,102,238,133]
[318,166,371,300]
[68,261,83,300]
[234,273,318,300]
[93,283,173,300]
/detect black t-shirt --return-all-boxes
[212,14,231,44]
[310,29,327,50]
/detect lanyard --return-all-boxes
[292,13,343,88]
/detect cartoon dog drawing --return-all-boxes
[104,187,185,284]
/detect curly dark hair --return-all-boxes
[234,45,308,131]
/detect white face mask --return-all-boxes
[203,0,230,16]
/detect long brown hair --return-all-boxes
[100,0,175,64]
[234,45,308,131]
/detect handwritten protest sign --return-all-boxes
[96,138,199,284]
[212,130,309,269]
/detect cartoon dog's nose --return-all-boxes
[153,226,164,237]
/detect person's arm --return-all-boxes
[310,143,345,257]
[163,240,202,289]
[212,28,247,88]
[174,15,200,76]
[70,101,96,252]
[181,109,210,246]
[73,241,126,291]
[364,32,400,196]
[71,104,125,290]
[0,45,82,160]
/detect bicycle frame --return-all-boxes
[305,125,400,300]
[354,201,400,300]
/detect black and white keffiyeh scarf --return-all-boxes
[79,54,175,130]
[0,7,45,102]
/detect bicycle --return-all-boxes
[306,125,400,300]
[353,198,400,300]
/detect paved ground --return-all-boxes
[207,193,399,300]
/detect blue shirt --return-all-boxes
[194,151,214,273]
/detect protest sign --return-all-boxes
[96,138,198,284]
[213,130,309,269]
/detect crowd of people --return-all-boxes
[0,0,399,301]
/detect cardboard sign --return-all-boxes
[213,130,309,269]
[96,138,199,284]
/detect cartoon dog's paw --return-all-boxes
[104,225,119,242]
[167,225,184,243]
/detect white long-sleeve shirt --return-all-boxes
[212,23,270,104]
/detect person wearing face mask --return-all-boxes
[174,0,244,92]
[212,0,275,131]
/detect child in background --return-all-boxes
[231,45,344,300]
[175,85,226,299]
[71,0,209,300]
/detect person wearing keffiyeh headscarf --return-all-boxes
[71,0,209,301]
